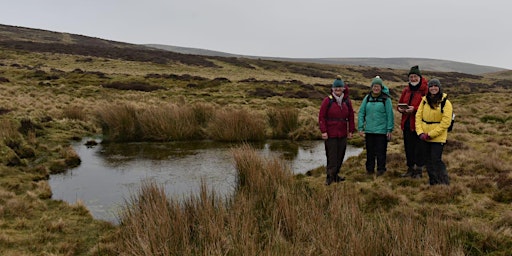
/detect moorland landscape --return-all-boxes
[1,24,512,255]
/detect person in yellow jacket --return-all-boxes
[415,79,453,185]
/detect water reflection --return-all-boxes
[49,139,361,223]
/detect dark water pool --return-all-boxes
[49,140,362,223]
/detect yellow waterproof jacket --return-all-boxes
[415,93,453,143]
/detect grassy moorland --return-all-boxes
[1,26,512,255]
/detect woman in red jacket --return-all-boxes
[318,76,356,185]
[397,65,428,178]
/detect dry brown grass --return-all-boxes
[62,105,88,121]
[267,107,300,139]
[208,108,267,141]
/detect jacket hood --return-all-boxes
[381,85,390,96]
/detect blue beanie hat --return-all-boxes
[332,75,345,88]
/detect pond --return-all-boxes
[49,139,362,223]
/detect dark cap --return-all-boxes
[408,65,421,77]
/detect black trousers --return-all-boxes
[365,133,388,173]
[423,141,450,185]
[403,128,425,168]
[324,137,347,178]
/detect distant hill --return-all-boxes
[0,23,507,75]
[146,44,507,75]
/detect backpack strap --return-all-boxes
[327,95,352,110]
[424,97,447,113]
[440,97,447,113]
[366,93,387,105]
[326,95,353,119]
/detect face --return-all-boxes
[332,87,344,96]
[429,85,440,95]
[372,84,382,94]
[409,74,420,85]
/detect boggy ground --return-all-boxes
[0,43,511,255]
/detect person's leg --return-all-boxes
[375,134,388,176]
[413,132,426,167]
[424,142,438,185]
[412,131,426,178]
[402,129,416,176]
[335,137,347,181]
[431,143,449,185]
[325,138,338,185]
[365,134,376,174]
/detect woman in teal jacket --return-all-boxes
[358,76,394,176]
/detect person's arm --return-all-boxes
[415,97,426,135]
[347,99,356,134]
[357,96,368,133]
[318,97,329,139]
[397,88,407,113]
[386,98,394,133]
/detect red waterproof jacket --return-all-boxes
[318,86,355,138]
[397,78,428,131]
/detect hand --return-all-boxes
[321,132,328,140]
[359,131,365,137]
[419,133,429,141]
[348,132,353,139]
[405,106,415,114]
[386,133,392,141]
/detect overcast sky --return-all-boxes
[2,0,512,69]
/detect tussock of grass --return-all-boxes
[208,108,266,142]
[267,107,299,139]
[138,104,200,141]
[96,103,140,142]
[62,105,87,121]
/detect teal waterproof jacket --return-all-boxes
[357,87,394,134]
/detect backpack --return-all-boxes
[423,98,455,132]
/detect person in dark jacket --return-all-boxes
[416,78,453,185]
[358,76,394,176]
[397,65,429,178]
[318,76,355,185]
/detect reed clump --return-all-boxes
[206,108,266,142]
[96,103,141,142]
[62,105,87,121]
[96,102,273,142]
[138,104,200,141]
[267,107,300,139]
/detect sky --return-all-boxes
[2,0,512,69]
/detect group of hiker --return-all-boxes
[318,65,453,186]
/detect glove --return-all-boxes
[419,133,429,141]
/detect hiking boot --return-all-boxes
[325,176,333,186]
[334,175,345,182]
[377,170,386,177]
[412,165,423,179]
[400,167,414,177]
[411,173,422,179]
